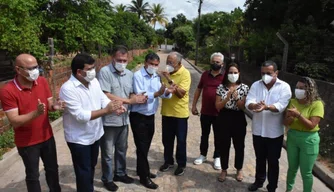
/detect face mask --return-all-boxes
[115,62,127,72]
[25,68,39,82]
[83,69,96,82]
[166,65,174,73]
[228,74,239,83]
[146,65,158,75]
[262,74,273,84]
[295,89,306,100]
[211,63,221,71]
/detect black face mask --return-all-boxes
[211,63,221,71]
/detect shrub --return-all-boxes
[294,62,329,81]
[48,111,63,122]
[0,128,15,160]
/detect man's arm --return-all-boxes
[270,83,292,113]
[191,88,202,115]
[5,106,43,129]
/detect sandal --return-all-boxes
[236,169,243,182]
[217,170,227,182]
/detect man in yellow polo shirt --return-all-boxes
[159,52,191,176]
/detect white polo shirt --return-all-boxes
[59,75,110,145]
[245,78,291,138]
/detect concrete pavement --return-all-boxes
[0,51,331,192]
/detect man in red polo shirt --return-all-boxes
[0,54,63,192]
[191,52,225,170]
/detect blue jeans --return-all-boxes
[162,116,188,167]
[100,125,128,183]
[67,140,100,192]
[18,137,61,192]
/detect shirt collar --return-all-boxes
[208,69,224,77]
[14,75,38,91]
[140,67,158,78]
[171,65,185,76]
[109,63,126,76]
[70,74,85,87]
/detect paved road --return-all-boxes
[0,51,331,192]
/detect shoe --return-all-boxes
[136,172,157,178]
[103,182,119,191]
[236,169,243,182]
[113,174,134,184]
[194,155,207,165]
[248,182,263,191]
[159,163,174,172]
[140,177,159,189]
[174,166,185,176]
[217,170,227,182]
[213,157,221,170]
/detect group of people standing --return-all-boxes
[0,46,324,192]
[192,53,324,192]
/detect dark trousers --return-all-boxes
[67,140,100,192]
[162,116,188,167]
[130,112,155,180]
[253,134,283,192]
[17,136,61,192]
[199,114,220,158]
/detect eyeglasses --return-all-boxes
[166,62,173,65]
[18,65,39,71]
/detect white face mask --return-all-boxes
[146,65,158,75]
[83,69,96,82]
[115,62,127,72]
[26,68,39,82]
[166,65,174,73]
[262,74,273,84]
[228,74,239,83]
[295,89,306,100]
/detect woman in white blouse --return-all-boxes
[215,63,249,182]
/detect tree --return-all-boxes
[127,0,150,19]
[164,14,192,40]
[115,4,127,13]
[173,25,195,53]
[150,3,168,29]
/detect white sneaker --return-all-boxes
[213,157,222,170]
[194,155,207,165]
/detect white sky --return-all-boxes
[112,0,246,29]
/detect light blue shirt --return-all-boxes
[131,67,172,116]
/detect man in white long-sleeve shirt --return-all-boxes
[245,60,291,192]
[59,53,124,192]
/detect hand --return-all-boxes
[191,106,199,115]
[130,94,148,104]
[106,100,122,113]
[160,70,171,80]
[287,104,300,117]
[252,101,266,112]
[115,105,127,115]
[52,98,66,111]
[226,87,236,100]
[37,99,46,115]
[231,89,239,100]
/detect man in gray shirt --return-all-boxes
[98,45,147,191]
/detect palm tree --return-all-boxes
[115,4,127,13]
[150,3,168,29]
[127,0,150,19]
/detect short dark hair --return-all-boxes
[222,63,242,85]
[71,53,95,75]
[145,52,160,62]
[261,60,278,71]
[111,45,128,56]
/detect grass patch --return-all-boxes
[0,128,15,160]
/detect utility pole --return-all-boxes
[195,0,203,66]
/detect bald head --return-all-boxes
[15,54,37,67]
[167,52,183,64]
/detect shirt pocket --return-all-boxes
[124,83,133,95]
[110,82,121,93]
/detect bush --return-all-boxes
[127,49,155,70]
[48,111,63,122]
[294,62,330,81]
[0,128,15,160]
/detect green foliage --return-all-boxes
[127,0,150,19]
[0,0,47,59]
[294,62,330,81]
[165,14,192,40]
[48,111,63,122]
[150,3,168,29]
[0,128,15,160]
[173,25,195,54]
